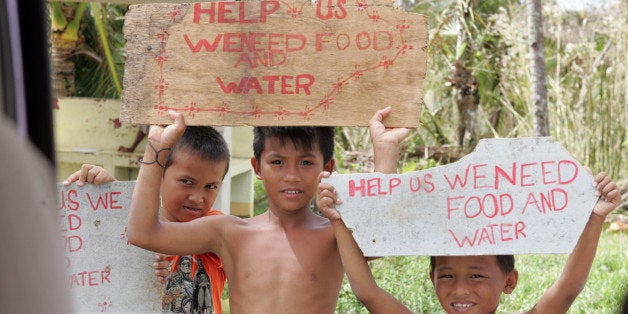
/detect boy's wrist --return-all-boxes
[373,141,400,153]
[588,211,607,224]
[140,141,172,168]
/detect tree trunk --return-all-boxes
[49,2,85,97]
[452,0,480,150]
[527,0,550,136]
[50,34,76,97]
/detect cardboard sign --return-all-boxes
[122,0,428,127]
[57,181,161,312]
[323,137,599,256]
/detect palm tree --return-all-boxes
[50,2,87,97]
[49,2,127,99]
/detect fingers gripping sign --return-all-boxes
[317,171,343,221]
[142,110,188,167]
[369,107,411,174]
[369,106,411,148]
[148,110,187,150]
[153,254,172,285]
[592,172,621,217]
[63,164,116,187]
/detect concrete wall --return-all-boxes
[53,97,254,217]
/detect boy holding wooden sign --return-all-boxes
[316,170,620,313]
[127,107,409,312]
[64,126,230,313]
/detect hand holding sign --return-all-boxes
[323,137,603,256]
[591,171,622,218]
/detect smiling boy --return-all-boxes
[127,107,409,313]
[429,255,516,313]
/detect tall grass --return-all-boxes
[336,227,627,313]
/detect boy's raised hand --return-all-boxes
[592,172,620,218]
[369,107,411,151]
[62,164,115,186]
[147,110,187,149]
[317,171,342,221]
[369,107,411,174]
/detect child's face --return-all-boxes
[252,137,334,213]
[430,256,518,314]
[160,149,227,223]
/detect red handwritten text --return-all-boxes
[447,193,514,220]
[449,221,526,248]
[348,177,402,197]
[315,31,394,51]
[184,33,306,54]
[316,0,347,20]
[216,74,314,95]
[87,191,123,211]
[521,189,568,214]
[69,268,111,289]
[408,173,435,193]
[443,160,579,190]
[62,234,83,253]
[193,1,280,24]
[58,188,79,210]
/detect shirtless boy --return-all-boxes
[127,107,409,312]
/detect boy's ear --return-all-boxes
[503,270,519,294]
[324,158,335,173]
[251,157,262,179]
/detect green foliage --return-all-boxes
[404,0,627,180]
[73,3,128,98]
[253,179,268,216]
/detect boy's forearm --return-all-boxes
[330,219,379,295]
[127,141,169,248]
[560,213,605,289]
[534,213,605,313]
[373,143,400,174]
[331,219,413,314]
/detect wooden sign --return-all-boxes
[122,0,428,127]
[323,137,599,256]
[57,181,161,312]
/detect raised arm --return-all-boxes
[317,172,414,314]
[126,110,224,256]
[369,107,410,174]
[528,172,621,314]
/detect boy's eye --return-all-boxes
[270,160,282,165]
[470,274,486,279]
[438,274,453,279]
[205,183,219,190]
[300,160,313,166]
[180,179,193,185]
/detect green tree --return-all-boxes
[49,2,127,99]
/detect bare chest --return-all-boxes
[223,226,344,309]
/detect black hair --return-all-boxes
[164,126,230,178]
[252,126,335,163]
[429,255,515,274]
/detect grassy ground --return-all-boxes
[336,227,627,313]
